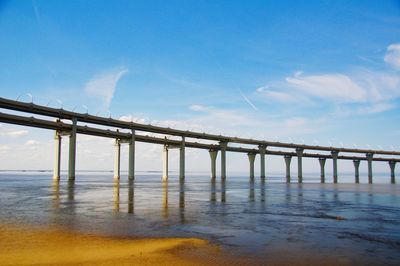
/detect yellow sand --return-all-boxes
[0,223,223,266]
[0,223,359,265]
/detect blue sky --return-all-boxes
[0,0,399,175]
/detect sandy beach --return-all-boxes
[0,222,362,266]
[0,223,224,266]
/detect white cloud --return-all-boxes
[25,140,39,146]
[286,73,367,102]
[0,145,11,153]
[85,68,128,109]
[0,129,29,137]
[384,43,400,69]
[189,105,209,112]
[356,102,394,115]
[259,90,297,103]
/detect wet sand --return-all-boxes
[0,223,361,266]
[0,223,223,266]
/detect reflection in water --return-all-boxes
[113,179,120,213]
[179,179,185,224]
[68,180,75,201]
[249,179,255,202]
[260,178,266,208]
[221,179,226,202]
[162,180,168,218]
[285,183,292,204]
[51,179,60,210]
[210,179,217,202]
[3,174,400,265]
[128,179,134,214]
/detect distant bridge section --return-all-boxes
[0,97,398,184]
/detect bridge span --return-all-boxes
[0,97,398,184]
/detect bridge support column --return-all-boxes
[353,159,360,184]
[318,158,326,183]
[284,155,292,183]
[114,139,121,179]
[53,131,61,180]
[68,118,77,181]
[128,130,135,180]
[162,145,169,181]
[179,137,185,180]
[259,145,267,179]
[220,142,227,179]
[248,152,256,179]
[296,148,304,183]
[389,161,396,184]
[209,149,218,179]
[366,153,373,184]
[331,151,339,183]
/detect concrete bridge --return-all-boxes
[0,97,398,184]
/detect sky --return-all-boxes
[0,0,399,177]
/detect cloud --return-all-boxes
[85,68,128,109]
[286,73,367,102]
[258,90,297,103]
[189,104,209,112]
[118,115,148,124]
[25,140,39,146]
[0,129,29,137]
[356,102,394,115]
[0,145,11,153]
[384,43,400,69]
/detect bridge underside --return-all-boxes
[0,97,398,184]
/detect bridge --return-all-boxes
[0,97,398,184]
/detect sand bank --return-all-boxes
[0,223,224,266]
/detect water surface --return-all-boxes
[0,173,399,265]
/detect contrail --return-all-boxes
[32,0,40,25]
[239,89,258,110]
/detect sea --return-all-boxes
[0,171,399,265]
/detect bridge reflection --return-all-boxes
[50,177,274,222]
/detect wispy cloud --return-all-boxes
[255,43,400,116]
[257,86,297,103]
[0,128,29,137]
[85,68,128,109]
[189,104,209,112]
[286,73,367,102]
[384,43,400,69]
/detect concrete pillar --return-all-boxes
[366,153,373,184]
[353,159,360,184]
[128,130,135,180]
[248,152,256,179]
[114,139,121,179]
[318,158,326,183]
[259,145,267,179]
[296,148,304,183]
[179,136,185,180]
[220,142,227,179]
[389,161,396,184]
[53,131,61,180]
[162,145,168,181]
[209,149,218,179]
[284,155,292,183]
[331,151,339,183]
[68,118,77,181]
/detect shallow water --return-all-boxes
[0,173,399,265]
